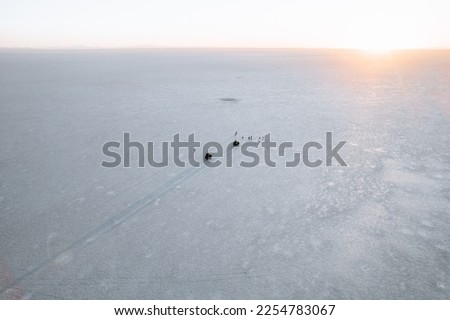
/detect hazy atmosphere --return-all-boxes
[0,1,449,301]
[1,0,449,49]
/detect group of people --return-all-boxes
[204,131,262,160]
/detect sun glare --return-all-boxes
[360,45,392,55]
[350,14,418,53]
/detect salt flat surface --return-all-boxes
[0,49,449,299]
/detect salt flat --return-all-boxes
[0,49,449,299]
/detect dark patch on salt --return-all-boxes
[219,98,239,103]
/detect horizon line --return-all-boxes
[1,46,449,51]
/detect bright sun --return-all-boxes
[360,44,392,55]
[350,15,418,53]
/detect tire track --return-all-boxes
[1,164,208,296]
[2,132,236,296]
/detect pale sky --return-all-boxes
[1,0,449,49]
